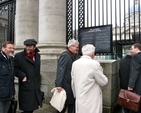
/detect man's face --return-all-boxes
[25,45,35,53]
[2,44,14,57]
[69,43,79,54]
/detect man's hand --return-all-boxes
[22,77,27,82]
[128,87,133,91]
[56,87,62,92]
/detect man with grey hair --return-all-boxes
[71,44,108,113]
[55,39,79,113]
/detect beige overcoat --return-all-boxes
[71,55,108,113]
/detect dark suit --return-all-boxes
[14,48,42,112]
[128,52,141,113]
[55,49,75,113]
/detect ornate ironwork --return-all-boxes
[78,0,84,29]
[66,0,73,43]
[0,0,15,43]
[7,1,15,42]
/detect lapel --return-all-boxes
[25,56,35,65]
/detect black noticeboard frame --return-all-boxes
[78,24,113,55]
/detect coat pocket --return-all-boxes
[0,65,9,75]
[0,86,10,98]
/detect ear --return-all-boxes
[1,47,5,51]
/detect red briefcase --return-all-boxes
[117,89,141,112]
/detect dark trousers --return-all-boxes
[123,107,131,113]
[57,104,75,113]
[0,101,11,113]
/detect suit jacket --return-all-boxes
[128,52,141,94]
[55,49,75,104]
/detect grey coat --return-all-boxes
[55,49,75,104]
[14,48,42,111]
[128,52,141,94]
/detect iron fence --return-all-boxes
[66,0,141,59]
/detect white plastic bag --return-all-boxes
[50,88,67,112]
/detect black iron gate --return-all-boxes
[0,0,15,45]
[67,0,141,59]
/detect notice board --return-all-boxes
[78,24,112,54]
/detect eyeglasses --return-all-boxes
[72,45,79,49]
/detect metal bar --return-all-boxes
[133,0,135,42]
[98,0,100,25]
[102,0,104,25]
[94,0,96,25]
[119,0,121,41]
[128,0,131,40]
[123,0,126,41]
[106,0,108,24]
[91,0,92,26]
[138,0,140,43]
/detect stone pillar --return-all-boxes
[15,0,39,51]
[38,0,66,59]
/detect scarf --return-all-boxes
[26,51,36,62]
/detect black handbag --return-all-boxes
[8,99,17,113]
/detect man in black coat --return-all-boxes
[55,39,79,113]
[119,50,132,90]
[119,50,132,113]
[14,39,43,113]
[128,43,141,113]
[0,41,15,113]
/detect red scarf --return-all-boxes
[26,51,36,62]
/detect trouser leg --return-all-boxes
[0,101,11,113]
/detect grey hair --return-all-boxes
[67,39,79,47]
[82,44,95,56]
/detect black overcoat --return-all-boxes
[128,52,141,95]
[119,55,132,89]
[55,49,75,104]
[14,48,42,111]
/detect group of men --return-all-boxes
[0,39,43,113]
[119,43,141,113]
[3,38,134,113]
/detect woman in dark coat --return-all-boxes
[14,39,42,113]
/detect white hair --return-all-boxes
[82,44,95,56]
[67,39,79,47]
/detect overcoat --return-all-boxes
[71,56,108,113]
[14,48,42,111]
[128,52,141,95]
[55,49,75,104]
[119,55,132,89]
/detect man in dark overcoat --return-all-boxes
[119,50,132,113]
[128,43,141,113]
[14,39,43,113]
[119,50,132,90]
[55,39,79,113]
